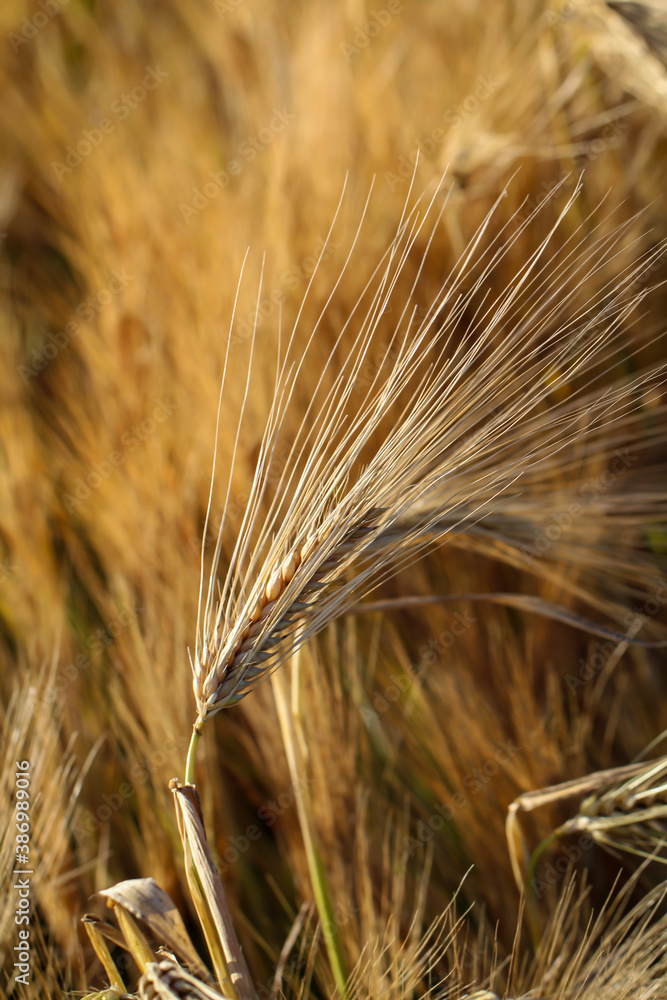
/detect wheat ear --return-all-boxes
[189,175,666,747]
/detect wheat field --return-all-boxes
[2,0,667,997]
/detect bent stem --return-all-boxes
[528,829,563,889]
[180,726,244,1000]
[272,656,349,999]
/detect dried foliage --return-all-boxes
[2,0,667,998]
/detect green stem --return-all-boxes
[519,827,568,951]
[528,828,563,889]
[185,725,202,784]
[272,667,348,999]
[306,840,348,997]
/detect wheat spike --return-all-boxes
[191,176,666,730]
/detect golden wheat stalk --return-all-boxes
[189,176,666,740]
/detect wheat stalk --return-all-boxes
[187,174,665,749]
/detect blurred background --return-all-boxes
[1,0,667,996]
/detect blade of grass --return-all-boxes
[271,654,349,999]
